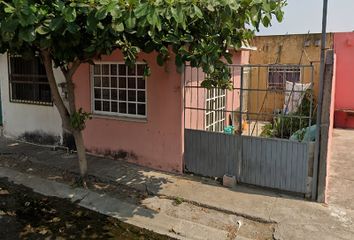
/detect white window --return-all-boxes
[205,88,226,132]
[92,63,146,117]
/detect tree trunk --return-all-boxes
[41,50,88,179]
[72,129,88,178]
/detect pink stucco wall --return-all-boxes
[184,51,246,131]
[333,33,354,128]
[184,67,206,130]
[324,52,336,203]
[74,50,184,173]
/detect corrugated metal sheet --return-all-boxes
[184,129,310,193]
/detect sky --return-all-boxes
[254,0,354,36]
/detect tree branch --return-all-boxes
[64,58,81,117]
[66,58,81,79]
[41,49,74,132]
[60,65,68,76]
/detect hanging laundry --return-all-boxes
[283,81,312,114]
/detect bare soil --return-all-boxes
[0,177,174,240]
[0,152,276,240]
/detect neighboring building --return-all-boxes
[0,54,66,144]
[248,33,334,119]
[333,32,354,129]
[0,48,251,173]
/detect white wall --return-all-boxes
[0,54,65,142]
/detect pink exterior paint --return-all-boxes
[184,67,206,130]
[184,51,246,131]
[225,51,242,128]
[74,49,248,173]
[324,52,337,203]
[74,50,184,173]
[333,33,354,129]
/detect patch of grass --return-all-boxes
[69,178,84,189]
[174,196,184,205]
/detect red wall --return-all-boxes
[334,33,354,128]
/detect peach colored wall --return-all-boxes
[74,50,183,173]
[184,67,206,130]
[333,32,354,128]
[225,51,242,128]
[184,51,246,131]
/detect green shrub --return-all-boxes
[260,90,316,139]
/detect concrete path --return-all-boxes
[0,168,228,240]
[1,137,354,239]
[327,129,354,210]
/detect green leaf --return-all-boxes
[157,53,164,66]
[96,6,107,20]
[109,5,122,18]
[3,2,16,13]
[125,10,136,29]
[224,53,233,64]
[171,4,183,23]
[49,17,64,31]
[106,0,118,12]
[128,0,138,6]
[144,41,156,53]
[39,36,52,48]
[17,13,37,27]
[178,46,188,55]
[57,1,65,11]
[165,34,180,44]
[275,7,284,22]
[36,25,50,35]
[251,6,261,23]
[112,22,124,32]
[67,22,80,34]
[134,2,149,18]
[229,2,240,11]
[131,46,140,54]
[193,5,203,18]
[201,80,212,90]
[64,7,77,22]
[160,46,169,55]
[1,19,19,32]
[143,63,151,77]
[175,54,183,67]
[19,27,36,42]
[147,6,158,25]
[182,34,193,42]
[84,45,96,53]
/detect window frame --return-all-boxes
[267,67,301,91]
[8,54,52,106]
[90,62,147,119]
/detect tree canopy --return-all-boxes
[0,0,286,88]
[0,0,286,178]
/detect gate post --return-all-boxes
[317,49,334,203]
[237,67,244,182]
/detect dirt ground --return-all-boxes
[0,177,174,240]
[0,152,276,240]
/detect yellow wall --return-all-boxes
[248,33,333,119]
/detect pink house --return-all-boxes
[73,49,250,173]
[333,32,354,129]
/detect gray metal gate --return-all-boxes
[184,64,315,194]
